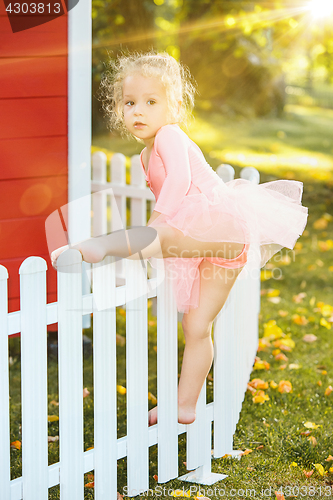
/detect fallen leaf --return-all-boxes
[48,435,59,442]
[308,436,317,446]
[320,318,331,330]
[313,463,327,476]
[268,297,281,304]
[117,385,126,395]
[247,466,255,471]
[117,492,124,500]
[292,314,308,326]
[303,334,317,343]
[292,292,307,303]
[325,386,333,396]
[275,353,288,361]
[10,440,21,450]
[257,445,264,449]
[50,400,59,406]
[289,364,301,370]
[304,422,320,429]
[278,310,288,317]
[84,482,94,488]
[278,380,292,393]
[303,470,314,478]
[48,415,59,422]
[279,364,287,370]
[270,380,278,389]
[253,393,270,404]
[116,334,125,346]
[273,337,295,350]
[263,320,284,339]
[300,430,311,436]
[274,491,286,500]
[317,380,322,386]
[290,462,298,467]
[240,449,253,456]
[248,378,269,389]
[170,489,191,497]
[313,218,328,230]
[261,270,273,281]
[86,473,94,482]
[153,474,158,481]
[148,392,157,405]
[83,388,90,398]
[325,455,333,461]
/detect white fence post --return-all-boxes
[57,249,84,500]
[93,256,118,500]
[20,257,49,500]
[111,153,127,282]
[125,258,149,495]
[156,265,179,482]
[92,151,108,238]
[0,265,10,500]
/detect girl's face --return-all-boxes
[122,74,172,146]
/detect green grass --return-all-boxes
[8,99,333,499]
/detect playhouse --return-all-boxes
[0,0,92,316]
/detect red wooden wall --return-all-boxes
[0,7,68,318]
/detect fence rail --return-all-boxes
[1,153,260,499]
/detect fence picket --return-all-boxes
[57,249,84,500]
[93,256,118,500]
[20,257,48,500]
[0,265,10,500]
[125,258,149,496]
[156,265,178,482]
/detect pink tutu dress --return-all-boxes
[139,124,308,314]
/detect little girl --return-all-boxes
[51,51,308,427]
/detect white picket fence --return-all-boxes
[0,153,261,500]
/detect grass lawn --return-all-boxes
[8,102,333,499]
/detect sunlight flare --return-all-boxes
[307,0,333,19]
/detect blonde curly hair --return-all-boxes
[99,50,197,136]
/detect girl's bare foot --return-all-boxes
[148,405,196,426]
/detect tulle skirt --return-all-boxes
[147,178,308,314]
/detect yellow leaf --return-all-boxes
[330,467,333,473]
[253,393,270,404]
[325,386,333,396]
[290,462,298,467]
[148,392,157,405]
[303,470,314,478]
[48,415,59,422]
[170,489,191,497]
[257,338,271,352]
[274,492,286,500]
[270,380,278,389]
[289,363,301,370]
[320,318,331,330]
[261,270,273,281]
[84,482,94,488]
[278,310,288,317]
[322,370,328,375]
[263,320,284,339]
[317,380,322,386]
[313,463,327,476]
[273,337,295,350]
[117,385,126,395]
[267,289,280,297]
[304,422,320,429]
[313,218,328,229]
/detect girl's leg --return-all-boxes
[52,224,244,267]
[148,260,244,426]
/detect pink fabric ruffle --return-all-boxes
[148,178,308,314]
